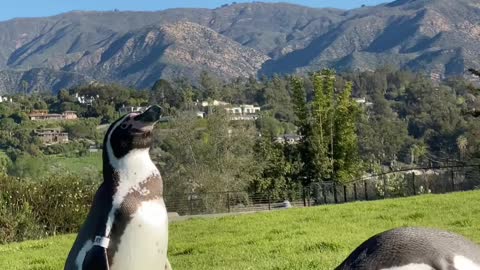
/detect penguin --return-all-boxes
[64,105,172,270]
[335,227,480,270]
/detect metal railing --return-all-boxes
[164,164,480,216]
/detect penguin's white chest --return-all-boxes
[110,200,168,270]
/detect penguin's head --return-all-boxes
[104,105,163,160]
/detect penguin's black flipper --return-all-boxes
[82,246,110,270]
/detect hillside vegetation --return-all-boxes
[1,191,479,270]
[2,70,480,244]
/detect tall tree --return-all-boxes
[333,82,362,182]
[291,77,314,186]
[292,70,362,184]
[310,70,336,182]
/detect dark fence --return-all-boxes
[165,165,480,216]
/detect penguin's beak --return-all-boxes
[134,105,163,124]
[130,105,164,133]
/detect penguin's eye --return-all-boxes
[120,123,129,129]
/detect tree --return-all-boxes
[58,89,73,103]
[291,77,313,186]
[410,143,428,165]
[0,151,12,176]
[251,134,289,198]
[309,70,335,182]
[333,82,362,182]
[456,135,468,160]
[291,70,362,184]
[156,111,260,213]
[20,80,29,94]
[151,79,183,108]
[200,71,221,100]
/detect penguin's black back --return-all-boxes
[336,227,480,270]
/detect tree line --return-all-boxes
[0,68,478,199]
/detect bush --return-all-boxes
[0,174,98,243]
[375,173,408,197]
[8,154,47,178]
[0,200,43,244]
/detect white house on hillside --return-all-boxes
[0,96,12,103]
[225,104,261,121]
[75,93,98,105]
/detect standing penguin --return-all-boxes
[65,105,172,270]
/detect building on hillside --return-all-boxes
[0,96,12,103]
[196,100,261,120]
[34,128,69,145]
[353,97,373,107]
[63,111,78,120]
[225,104,261,121]
[75,93,97,105]
[29,110,78,121]
[119,105,148,115]
[198,100,230,107]
[275,134,302,145]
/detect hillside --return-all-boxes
[1,191,479,269]
[0,0,479,92]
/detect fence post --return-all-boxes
[333,182,338,204]
[411,173,416,196]
[268,191,271,211]
[322,183,327,204]
[383,174,388,199]
[302,187,307,207]
[189,193,193,215]
[343,185,347,203]
[307,186,311,207]
[226,192,230,213]
[364,180,368,201]
[450,169,455,192]
[353,183,358,201]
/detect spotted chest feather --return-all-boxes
[108,174,164,260]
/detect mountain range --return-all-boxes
[0,0,479,93]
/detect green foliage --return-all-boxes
[251,135,290,198]
[333,82,362,182]
[0,152,12,176]
[255,115,287,136]
[292,70,362,184]
[8,154,47,179]
[309,70,336,182]
[151,79,183,108]
[0,174,98,243]
[157,111,260,213]
[63,118,101,140]
[0,68,477,227]
[0,199,43,244]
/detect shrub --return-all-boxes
[0,174,98,243]
[0,200,43,244]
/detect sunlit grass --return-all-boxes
[45,152,102,177]
[1,191,480,270]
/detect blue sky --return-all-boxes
[0,0,391,22]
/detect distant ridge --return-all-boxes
[0,1,478,93]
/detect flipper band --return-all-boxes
[93,236,110,248]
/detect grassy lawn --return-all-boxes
[45,152,102,176]
[1,191,480,269]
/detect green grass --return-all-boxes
[2,191,480,269]
[44,152,102,176]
